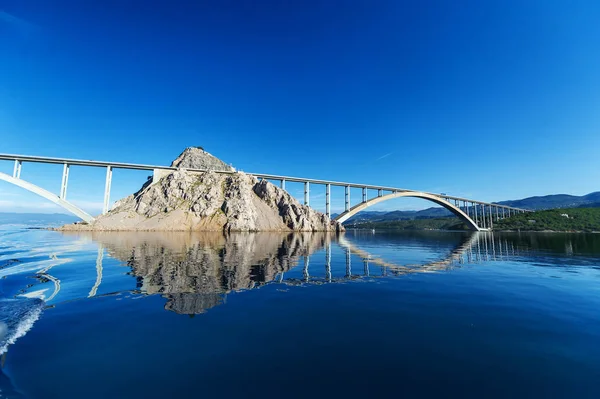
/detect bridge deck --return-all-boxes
[0,153,529,212]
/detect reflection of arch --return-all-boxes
[0,172,95,223]
[337,232,482,273]
[334,191,480,231]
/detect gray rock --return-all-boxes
[170,147,235,172]
[60,147,343,232]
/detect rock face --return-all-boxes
[170,147,235,172]
[61,148,342,232]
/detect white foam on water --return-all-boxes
[0,304,43,356]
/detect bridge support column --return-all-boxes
[474,202,478,225]
[362,187,367,203]
[280,179,286,190]
[12,160,22,179]
[60,163,69,199]
[304,182,310,206]
[502,208,505,219]
[495,206,499,222]
[481,204,486,229]
[103,166,112,215]
[489,205,493,229]
[378,189,382,197]
[345,186,350,212]
[326,183,331,218]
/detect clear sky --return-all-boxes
[1,0,599,215]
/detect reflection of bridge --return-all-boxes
[334,232,517,279]
[296,232,519,285]
[19,232,520,315]
[0,153,530,230]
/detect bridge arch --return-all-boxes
[0,171,95,223]
[334,191,480,231]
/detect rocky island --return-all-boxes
[59,147,343,232]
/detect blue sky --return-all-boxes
[1,0,600,215]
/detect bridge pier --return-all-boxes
[362,187,367,203]
[481,204,486,229]
[304,182,310,206]
[12,160,22,179]
[103,166,113,215]
[60,163,69,199]
[474,202,479,225]
[345,186,350,211]
[326,183,331,218]
[378,189,382,197]
[280,179,286,190]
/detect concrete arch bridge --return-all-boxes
[0,153,530,230]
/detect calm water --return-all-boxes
[0,227,599,398]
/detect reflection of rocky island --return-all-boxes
[60,147,342,232]
[67,231,523,315]
[86,232,330,314]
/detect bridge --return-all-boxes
[0,153,530,231]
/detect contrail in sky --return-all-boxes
[0,10,37,33]
[375,153,393,161]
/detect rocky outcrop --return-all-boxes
[170,147,235,172]
[59,148,343,232]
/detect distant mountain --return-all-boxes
[346,207,451,224]
[0,212,78,227]
[496,192,600,210]
[343,192,600,224]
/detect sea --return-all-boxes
[0,219,599,398]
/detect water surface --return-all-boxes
[0,228,599,398]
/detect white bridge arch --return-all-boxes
[334,191,480,231]
[0,171,95,223]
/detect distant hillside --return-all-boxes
[345,207,451,224]
[348,217,468,231]
[496,192,600,210]
[581,202,600,208]
[494,208,600,232]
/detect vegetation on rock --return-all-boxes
[347,217,469,231]
[493,208,600,232]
